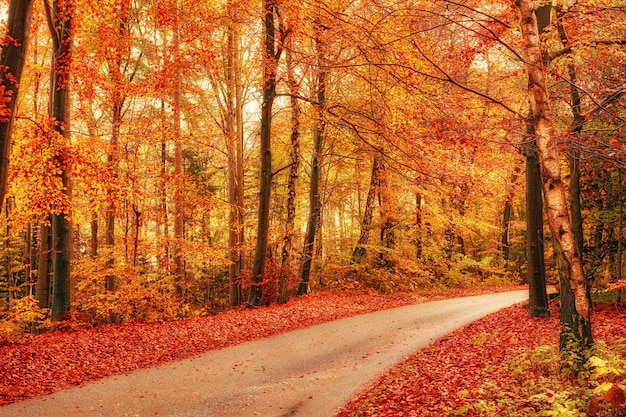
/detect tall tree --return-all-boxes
[105,0,131,292]
[224,0,245,306]
[526,122,548,317]
[513,0,593,371]
[172,0,184,298]
[278,24,302,304]
[247,0,283,306]
[45,0,74,321]
[299,19,327,296]
[0,0,35,210]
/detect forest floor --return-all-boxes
[1,285,624,416]
[337,296,626,417]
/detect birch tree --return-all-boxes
[513,0,593,371]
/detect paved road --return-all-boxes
[0,290,527,417]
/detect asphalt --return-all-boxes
[0,290,528,417]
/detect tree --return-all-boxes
[351,154,383,265]
[299,18,327,296]
[216,0,247,307]
[277,19,302,304]
[247,0,283,306]
[104,0,131,292]
[551,4,625,301]
[513,0,593,370]
[44,0,74,321]
[523,4,550,318]
[172,1,184,298]
[0,0,35,210]
[525,121,548,318]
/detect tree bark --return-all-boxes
[35,221,51,309]
[0,0,35,210]
[377,156,396,268]
[226,3,243,306]
[615,197,623,305]
[172,2,184,298]
[278,36,301,304]
[524,4,550,319]
[105,94,121,291]
[90,211,98,258]
[514,0,593,370]
[501,166,520,261]
[104,0,131,292]
[248,0,282,306]
[415,191,422,259]
[555,8,586,294]
[46,0,74,321]
[526,137,548,317]
[352,155,383,264]
[523,0,548,311]
[299,31,326,296]
[160,100,170,272]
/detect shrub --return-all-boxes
[0,296,48,344]
[73,257,179,324]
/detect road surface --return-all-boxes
[0,290,527,417]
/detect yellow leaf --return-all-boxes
[594,381,614,395]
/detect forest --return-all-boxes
[0,0,624,371]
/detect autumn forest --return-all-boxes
[0,0,625,370]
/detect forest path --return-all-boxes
[0,290,527,417]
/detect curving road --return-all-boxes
[0,290,527,417]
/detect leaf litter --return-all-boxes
[6,285,615,416]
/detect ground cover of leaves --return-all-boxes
[0,286,519,406]
[337,301,626,417]
[6,284,619,416]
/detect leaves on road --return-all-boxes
[0,291,419,405]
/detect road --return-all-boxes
[0,290,527,417]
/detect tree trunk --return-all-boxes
[615,197,623,305]
[524,1,550,319]
[248,0,282,306]
[35,220,51,309]
[23,219,32,294]
[514,0,593,371]
[226,5,242,306]
[415,191,422,259]
[501,200,512,260]
[235,52,245,296]
[587,170,606,290]
[5,198,15,301]
[0,0,35,209]
[46,0,74,321]
[501,167,520,261]
[526,139,548,317]
[132,204,140,267]
[105,95,121,291]
[104,0,131,291]
[299,40,326,296]
[90,211,98,258]
[160,100,170,272]
[172,3,184,298]
[555,9,587,298]
[377,156,396,268]
[352,155,383,264]
[278,37,301,304]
